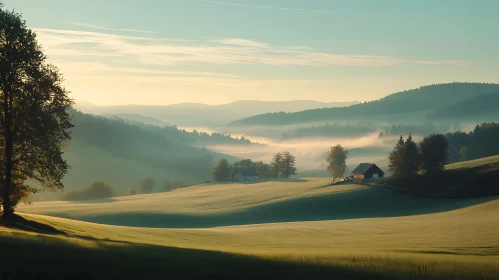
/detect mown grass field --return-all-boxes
[3,156,499,279]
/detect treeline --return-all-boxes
[62,178,188,201]
[446,123,499,163]
[282,124,375,139]
[133,124,256,146]
[230,83,499,126]
[389,135,449,177]
[430,91,499,120]
[70,109,218,182]
[379,123,454,138]
[211,152,297,181]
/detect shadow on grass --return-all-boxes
[68,187,496,228]
[0,214,66,235]
[0,232,392,280]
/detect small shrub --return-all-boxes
[62,182,114,201]
[115,188,137,197]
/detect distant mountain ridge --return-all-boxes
[228,83,499,126]
[76,100,359,127]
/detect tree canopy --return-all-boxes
[420,134,449,174]
[0,6,73,218]
[326,145,348,183]
[211,159,230,182]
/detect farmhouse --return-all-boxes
[352,163,385,179]
[228,166,260,181]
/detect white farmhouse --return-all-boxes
[228,166,260,181]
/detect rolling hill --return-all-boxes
[19,177,495,228]
[77,100,359,127]
[229,83,499,126]
[430,91,499,121]
[6,156,499,279]
[31,110,238,200]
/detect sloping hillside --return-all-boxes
[229,83,499,126]
[20,178,494,228]
[78,100,359,127]
[32,110,235,200]
[16,197,499,258]
[431,91,499,120]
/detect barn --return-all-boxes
[228,166,260,181]
[351,163,385,179]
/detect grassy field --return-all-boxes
[18,178,494,227]
[3,156,499,279]
[446,155,499,170]
[3,196,498,279]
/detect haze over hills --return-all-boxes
[31,109,244,201]
[76,100,359,127]
[229,83,499,127]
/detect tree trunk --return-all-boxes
[2,134,13,220]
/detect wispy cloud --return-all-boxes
[216,38,269,48]
[34,28,465,67]
[194,0,336,13]
[66,22,156,34]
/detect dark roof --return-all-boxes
[351,163,385,175]
[229,166,259,177]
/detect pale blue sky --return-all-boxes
[4,0,499,105]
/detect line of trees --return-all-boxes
[389,134,449,177]
[211,152,297,182]
[446,123,499,163]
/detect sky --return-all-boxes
[4,0,499,105]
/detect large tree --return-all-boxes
[388,136,405,178]
[233,159,254,167]
[403,135,419,176]
[270,152,283,178]
[254,161,270,178]
[420,134,449,174]
[211,159,230,181]
[279,152,297,178]
[0,6,73,219]
[326,145,348,183]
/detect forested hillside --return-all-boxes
[229,83,499,126]
[446,123,499,163]
[78,100,359,127]
[430,91,499,120]
[31,110,236,200]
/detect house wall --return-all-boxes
[233,173,259,181]
[354,174,364,179]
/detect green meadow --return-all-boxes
[1,156,498,279]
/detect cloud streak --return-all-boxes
[34,28,465,67]
[194,0,336,13]
[66,22,156,34]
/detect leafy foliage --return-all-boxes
[388,136,406,178]
[211,159,230,181]
[0,7,73,218]
[62,182,114,201]
[419,134,449,174]
[279,152,297,178]
[404,135,419,176]
[446,123,499,163]
[326,145,348,183]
